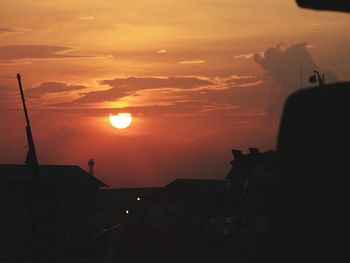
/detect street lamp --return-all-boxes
[309,70,325,88]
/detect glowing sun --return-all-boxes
[109,113,133,129]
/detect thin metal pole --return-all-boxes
[17,74,30,132]
[16,73,39,166]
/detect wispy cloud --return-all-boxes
[217,75,263,88]
[0,27,29,37]
[178,60,206,64]
[157,49,168,54]
[43,74,265,114]
[68,88,129,104]
[27,82,88,98]
[77,16,95,20]
[233,53,254,59]
[0,27,17,36]
[27,72,271,122]
[0,60,32,65]
[65,76,213,105]
[101,76,212,90]
[0,45,105,63]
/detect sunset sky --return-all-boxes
[1,0,349,187]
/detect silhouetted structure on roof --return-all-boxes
[0,164,107,187]
[145,178,227,210]
[133,179,227,233]
[164,178,227,194]
[0,163,107,260]
[226,148,277,202]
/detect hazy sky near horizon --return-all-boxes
[1,0,349,187]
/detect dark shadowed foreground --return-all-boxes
[296,0,350,12]
[277,82,350,262]
[1,83,350,262]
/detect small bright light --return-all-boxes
[137,197,141,201]
[125,210,129,214]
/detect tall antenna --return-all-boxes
[16,73,40,169]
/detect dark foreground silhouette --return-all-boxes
[277,82,350,262]
[1,2,350,258]
[1,82,350,263]
[296,0,350,12]
[93,83,350,263]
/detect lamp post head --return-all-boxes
[88,159,94,174]
[309,74,317,84]
[309,70,325,87]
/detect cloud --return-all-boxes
[215,75,261,87]
[172,80,268,112]
[121,101,221,115]
[113,76,266,116]
[26,82,88,98]
[54,74,266,115]
[27,74,267,120]
[68,88,130,104]
[99,75,263,115]
[0,45,93,62]
[254,42,337,119]
[178,60,206,64]
[77,16,95,20]
[0,60,31,65]
[0,27,17,36]
[233,53,254,59]
[0,27,28,37]
[101,76,212,90]
[157,49,168,54]
[69,76,213,104]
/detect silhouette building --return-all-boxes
[0,163,107,258]
[226,148,277,202]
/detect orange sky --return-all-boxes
[1,0,349,187]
